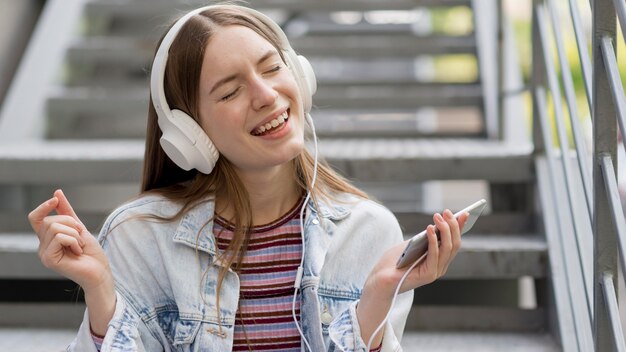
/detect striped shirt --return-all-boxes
[214,198,305,351]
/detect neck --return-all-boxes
[216,162,303,225]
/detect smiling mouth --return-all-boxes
[251,110,289,136]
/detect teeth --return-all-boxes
[253,111,288,135]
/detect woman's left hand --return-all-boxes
[356,209,469,348]
[365,209,468,298]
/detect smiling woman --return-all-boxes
[27,3,467,352]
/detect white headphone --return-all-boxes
[150,5,317,174]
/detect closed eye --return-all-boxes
[265,65,282,74]
[220,87,240,101]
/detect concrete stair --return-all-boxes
[0,329,560,352]
[0,0,559,350]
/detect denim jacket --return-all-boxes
[68,192,413,351]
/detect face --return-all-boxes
[197,25,305,173]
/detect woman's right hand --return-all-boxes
[28,189,112,292]
[29,189,117,336]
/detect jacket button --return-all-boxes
[312,218,319,225]
[321,311,333,324]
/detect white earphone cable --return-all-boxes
[293,113,318,352]
[366,252,426,351]
[292,113,425,351]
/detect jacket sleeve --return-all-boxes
[66,201,164,352]
[67,291,151,352]
[327,291,413,352]
[326,199,414,351]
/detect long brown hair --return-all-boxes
[141,4,367,327]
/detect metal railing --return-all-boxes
[531,0,626,350]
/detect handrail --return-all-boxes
[600,155,626,278]
[546,0,593,216]
[533,0,626,349]
[601,273,626,351]
[599,159,626,352]
[597,33,626,352]
[534,85,594,351]
[536,4,593,309]
[591,0,619,349]
[600,37,626,148]
[567,0,593,109]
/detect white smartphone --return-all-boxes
[395,199,487,269]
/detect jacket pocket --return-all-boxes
[172,319,201,346]
[172,319,234,352]
[317,293,355,336]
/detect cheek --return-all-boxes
[199,112,231,149]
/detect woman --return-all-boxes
[28,4,466,351]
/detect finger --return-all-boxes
[457,212,470,232]
[42,233,83,266]
[424,225,439,282]
[28,197,59,234]
[434,213,452,274]
[40,216,84,249]
[54,190,83,227]
[443,209,462,252]
[46,222,84,248]
[54,189,90,238]
[434,213,452,250]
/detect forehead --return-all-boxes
[201,25,278,73]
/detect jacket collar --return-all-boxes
[308,196,350,221]
[172,198,218,255]
[171,194,352,255]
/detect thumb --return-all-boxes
[54,189,84,229]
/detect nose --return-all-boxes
[250,75,278,111]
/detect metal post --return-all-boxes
[531,0,545,153]
[593,0,618,349]
[497,0,505,140]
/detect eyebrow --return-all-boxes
[209,49,280,95]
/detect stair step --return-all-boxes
[293,34,476,57]
[404,234,547,279]
[0,234,56,279]
[401,331,560,351]
[84,0,472,19]
[68,34,475,67]
[66,55,478,89]
[48,107,483,140]
[0,233,544,279]
[405,306,547,332]
[47,83,482,120]
[0,141,143,184]
[0,327,77,351]
[322,138,532,182]
[286,22,432,36]
[0,139,533,184]
[0,329,559,351]
[0,303,84,328]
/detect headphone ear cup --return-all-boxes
[297,55,317,97]
[159,109,219,174]
[283,50,316,113]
